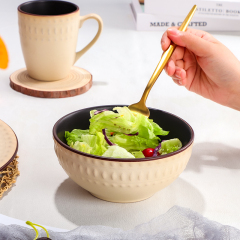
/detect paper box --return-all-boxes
[130,0,240,31]
[145,0,240,20]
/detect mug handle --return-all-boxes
[75,14,103,63]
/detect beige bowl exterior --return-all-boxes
[54,139,193,203]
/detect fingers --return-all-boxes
[161,28,209,87]
[165,60,187,86]
[161,29,172,51]
[166,59,184,75]
[161,27,180,51]
[165,60,175,76]
[161,27,217,56]
[163,45,185,73]
[175,59,184,69]
[172,67,187,86]
[167,28,214,57]
[171,46,185,62]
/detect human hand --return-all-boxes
[161,28,240,111]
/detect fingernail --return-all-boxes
[167,29,180,36]
[175,69,181,78]
[169,60,174,68]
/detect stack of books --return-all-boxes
[130,0,240,31]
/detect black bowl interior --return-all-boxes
[53,105,194,160]
[19,1,78,16]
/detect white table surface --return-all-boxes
[1,0,240,232]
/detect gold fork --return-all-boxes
[128,5,197,117]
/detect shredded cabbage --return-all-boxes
[65,107,182,159]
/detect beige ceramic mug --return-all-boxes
[18,1,103,81]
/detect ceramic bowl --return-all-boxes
[53,105,194,203]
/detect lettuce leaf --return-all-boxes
[65,130,107,156]
[102,145,135,158]
[64,107,181,159]
[160,138,182,155]
[65,129,89,146]
[130,151,145,158]
[90,132,107,156]
[71,141,92,154]
[109,133,159,151]
[89,106,168,140]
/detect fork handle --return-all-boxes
[139,5,197,105]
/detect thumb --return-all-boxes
[167,28,214,57]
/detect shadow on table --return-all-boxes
[54,177,205,230]
[92,81,108,86]
[186,142,240,173]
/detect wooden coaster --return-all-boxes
[10,66,92,98]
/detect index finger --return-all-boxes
[161,27,215,52]
[161,27,178,51]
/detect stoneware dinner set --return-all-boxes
[1,0,195,204]
[10,0,103,98]
[2,0,103,197]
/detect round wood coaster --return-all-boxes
[10,66,92,98]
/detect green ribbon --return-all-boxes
[26,221,50,240]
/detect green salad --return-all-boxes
[65,106,182,158]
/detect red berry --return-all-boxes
[142,148,155,157]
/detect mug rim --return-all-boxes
[18,0,79,17]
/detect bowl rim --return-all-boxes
[53,105,194,162]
